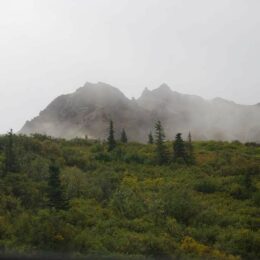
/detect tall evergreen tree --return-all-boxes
[187,132,195,164]
[148,131,154,144]
[120,128,128,143]
[107,120,116,151]
[173,133,187,162]
[154,121,168,165]
[48,164,68,210]
[188,132,192,151]
[4,129,18,174]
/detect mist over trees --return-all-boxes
[19,82,260,143]
[105,120,196,166]
[148,131,154,144]
[1,0,259,257]
[120,129,128,143]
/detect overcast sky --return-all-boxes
[0,0,260,133]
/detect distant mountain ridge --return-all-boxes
[20,82,260,142]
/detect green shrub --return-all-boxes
[163,190,200,225]
[194,179,217,193]
[229,183,246,200]
[253,190,260,206]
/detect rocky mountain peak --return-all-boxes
[76,81,126,98]
[141,87,151,97]
[157,83,171,92]
[140,83,172,98]
[152,83,173,96]
[20,81,260,143]
[72,81,129,108]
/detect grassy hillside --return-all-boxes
[0,134,259,259]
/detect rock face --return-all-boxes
[20,82,260,142]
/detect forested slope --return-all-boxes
[0,134,259,259]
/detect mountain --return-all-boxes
[20,82,260,142]
[21,82,153,141]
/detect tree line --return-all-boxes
[107,120,195,165]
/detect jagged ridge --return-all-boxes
[20,82,260,142]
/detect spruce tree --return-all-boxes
[107,120,116,151]
[48,164,68,210]
[4,129,18,174]
[188,132,192,152]
[187,132,195,164]
[154,121,168,165]
[148,131,154,144]
[120,128,128,143]
[173,133,187,162]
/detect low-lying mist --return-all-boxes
[20,82,260,143]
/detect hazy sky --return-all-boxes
[0,0,260,133]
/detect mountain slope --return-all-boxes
[138,84,260,141]
[20,82,260,142]
[21,82,153,141]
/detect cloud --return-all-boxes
[0,0,259,133]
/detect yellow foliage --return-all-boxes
[54,234,64,241]
[180,236,240,260]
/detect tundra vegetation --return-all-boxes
[0,124,259,259]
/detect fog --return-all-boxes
[19,82,260,142]
[0,0,260,134]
